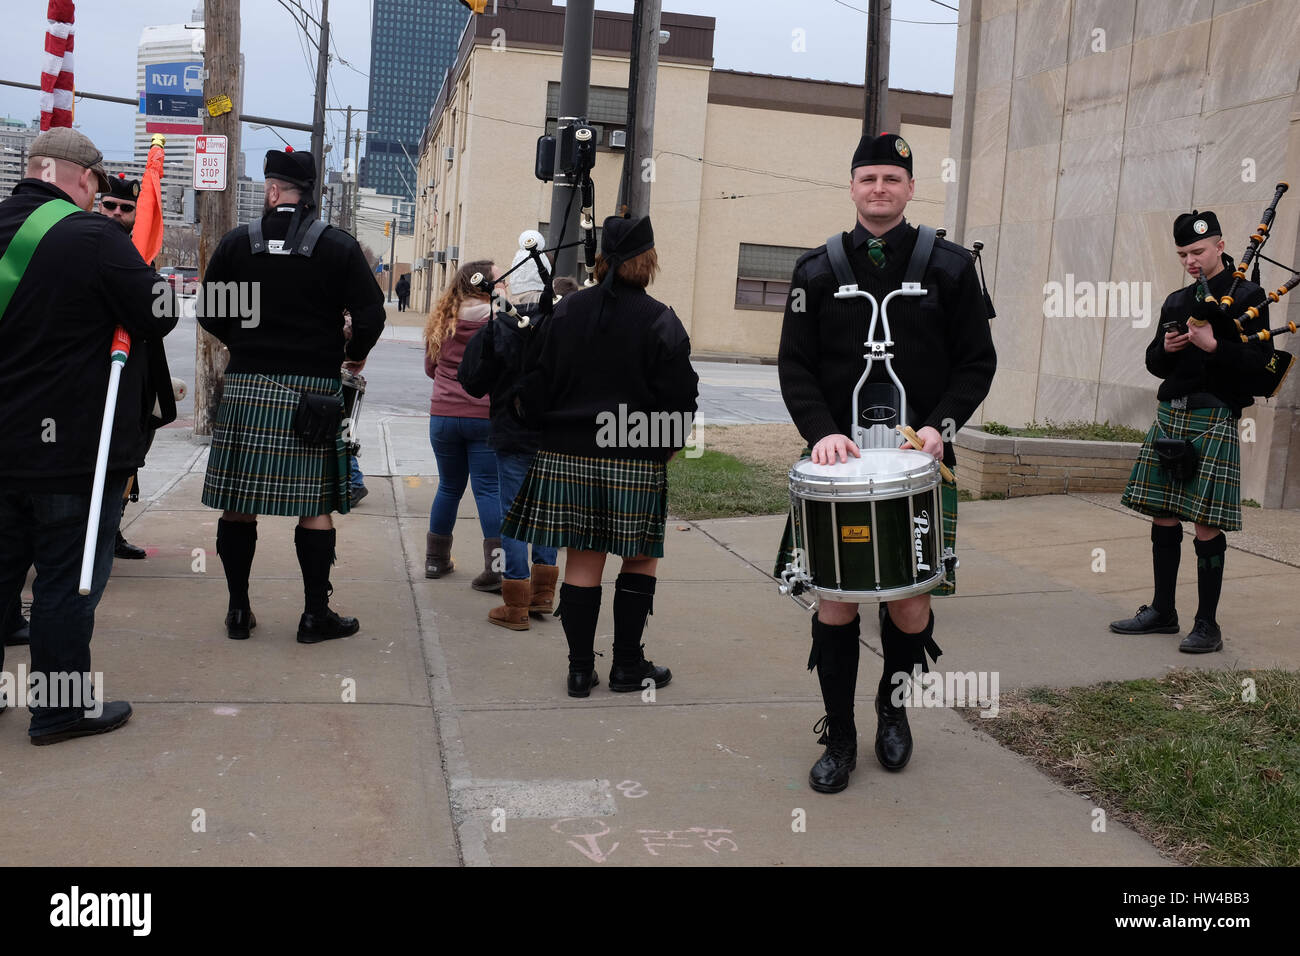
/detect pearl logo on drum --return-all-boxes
[914,511,931,572]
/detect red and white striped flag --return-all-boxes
[40,0,76,130]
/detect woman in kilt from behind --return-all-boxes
[504,215,699,697]
[1111,209,1272,654]
[198,148,386,643]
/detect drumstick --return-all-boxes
[897,425,956,482]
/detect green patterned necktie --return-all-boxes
[867,237,887,268]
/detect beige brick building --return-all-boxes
[410,0,951,360]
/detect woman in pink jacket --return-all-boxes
[422,260,502,591]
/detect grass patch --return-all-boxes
[667,449,788,520]
[982,419,1146,443]
[1242,498,1261,508]
[964,669,1300,866]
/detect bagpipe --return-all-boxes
[934,228,995,319]
[1188,182,1298,398]
[467,120,605,327]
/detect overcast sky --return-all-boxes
[0,0,956,176]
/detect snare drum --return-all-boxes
[340,369,366,456]
[779,448,949,604]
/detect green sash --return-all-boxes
[0,198,81,322]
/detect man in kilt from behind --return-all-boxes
[1111,210,1272,654]
[198,149,385,643]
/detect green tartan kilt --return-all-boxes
[502,450,667,558]
[1121,402,1241,531]
[201,372,351,517]
[773,461,960,598]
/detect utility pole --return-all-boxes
[310,0,330,210]
[352,129,362,236]
[862,0,891,136]
[387,219,397,301]
[341,105,353,233]
[546,0,594,282]
[624,0,661,217]
[195,0,242,438]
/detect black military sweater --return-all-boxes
[524,282,699,462]
[0,180,177,489]
[198,205,385,377]
[1145,265,1272,415]
[778,219,997,468]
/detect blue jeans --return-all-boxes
[428,416,501,538]
[498,451,556,580]
[0,475,127,734]
[349,455,365,490]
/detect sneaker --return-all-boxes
[1179,619,1223,654]
[1109,604,1179,634]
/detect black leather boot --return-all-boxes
[294,526,359,643]
[216,518,258,639]
[809,713,857,793]
[557,583,602,697]
[114,500,146,559]
[807,615,860,793]
[875,608,941,771]
[609,573,670,692]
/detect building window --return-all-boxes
[735,243,809,311]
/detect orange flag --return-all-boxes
[131,133,166,263]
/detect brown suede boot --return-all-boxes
[528,564,559,614]
[426,533,454,579]
[472,537,503,593]
[488,579,531,631]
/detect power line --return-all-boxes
[828,0,957,24]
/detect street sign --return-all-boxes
[144,60,204,135]
[194,135,227,190]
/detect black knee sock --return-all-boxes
[612,573,655,666]
[216,519,258,613]
[294,526,336,615]
[811,616,860,732]
[1194,533,1226,625]
[1151,523,1182,615]
[879,609,941,700]
[556,583,602,672]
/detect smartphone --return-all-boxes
[1162,320,1187,335]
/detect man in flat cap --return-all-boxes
[1111,210,1272,653]
[198,148,385,644]
[0,128,177,743]
[775,132,997,793]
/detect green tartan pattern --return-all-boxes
[773,464,960,597]
[1121,402,1241,531]
[201,372,351,517]
[502,450,667,558]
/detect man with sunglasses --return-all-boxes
[96,172,177,561]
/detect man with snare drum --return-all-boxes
[776,132,996,794]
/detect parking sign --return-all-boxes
[194,135,227,190]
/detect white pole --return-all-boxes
[79,329,132,595]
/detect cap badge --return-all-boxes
[1193,219,1208,235]
[895,138,910,158]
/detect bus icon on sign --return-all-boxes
[184,65,202,93]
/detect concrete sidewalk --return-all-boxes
[2,427,1296,866]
